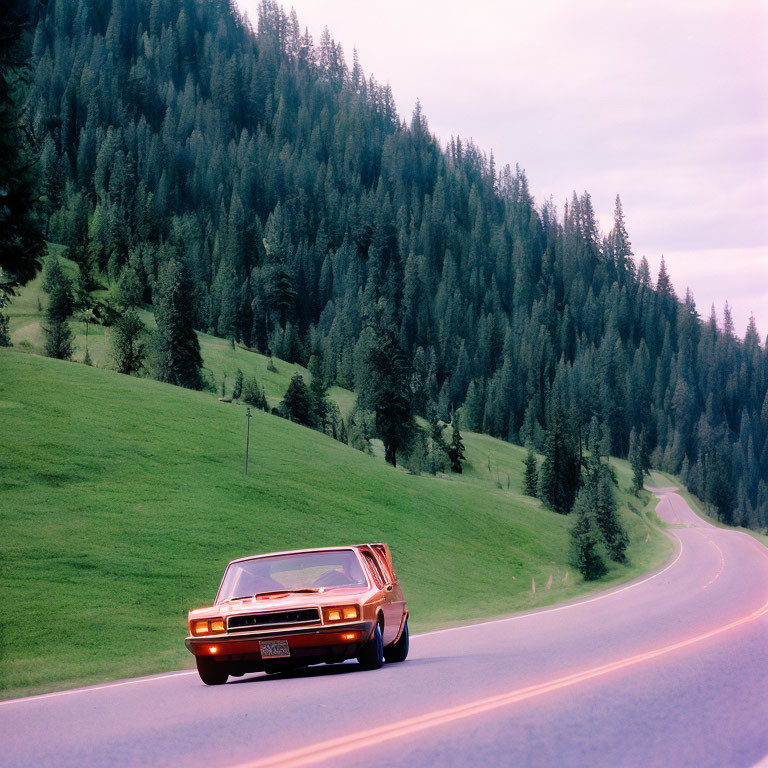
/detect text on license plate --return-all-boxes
[260,639,291,659]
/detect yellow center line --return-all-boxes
[231,594,768,768]
[703,536,726,589]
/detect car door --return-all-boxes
[371,545,406,611]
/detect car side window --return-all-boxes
[362,552,385,588]
[372,549,394,583]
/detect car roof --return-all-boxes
[226,545,367,566]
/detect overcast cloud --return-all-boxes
[237,0,768,337]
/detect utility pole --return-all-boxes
[244,407,252,475]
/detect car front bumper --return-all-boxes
[185,620,374,660]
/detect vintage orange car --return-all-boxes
[185,543,409,685]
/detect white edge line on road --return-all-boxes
[0,491,684,708]
[0,670,197,707]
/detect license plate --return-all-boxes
[259,639,291,659]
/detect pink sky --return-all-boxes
[238,0,768,338]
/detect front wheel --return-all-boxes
[196,655,229,686]
[357,622,384,670]
[384,618,409,663]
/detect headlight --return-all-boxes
[322,605,359,622]
[191,619,226,636]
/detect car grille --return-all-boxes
[227,608,321,631]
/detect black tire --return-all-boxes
[384,618,409,663]
[357,621,384,670]
[196,655,229,686]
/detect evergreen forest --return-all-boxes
[3,0,768,530]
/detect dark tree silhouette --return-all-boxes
[152,259,204,390]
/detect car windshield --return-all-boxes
[217,550,368,603]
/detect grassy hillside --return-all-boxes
[5,255,356,414]
[0,348,671,699]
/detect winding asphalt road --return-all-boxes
[2,488,768,767]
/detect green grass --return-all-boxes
[5,256,335,411]
[0,347,673,700]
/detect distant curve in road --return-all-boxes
[2,487,767,768]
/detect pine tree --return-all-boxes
[357,323,416,467]
[706,451,736,524]
[215,261,239,340]
[629,428,644,495]
[539,408,581,514]
[152,258,204,390]
[427,409,450,473]
[0,295,11,346]
[569,494,607,581]
[43,320,74,360]
[447,418,466,473]
[243,375,268,410]
[348,406,374,455]
[42,257,74,360]
[596,475,628,562]
[523,443,538,496]
[580,420,629,563]
[232,369,244,400]
[0,0,44,305]
[608,194,634,276]
[110,309,146,375]
[281,372,312,426]
[637,256,652,289]
[308,355,331,431]
[462,381,484,432]
[115,265,143,309]
[639,428,651,476]
[404,427,430,475]
[656,256,675,300]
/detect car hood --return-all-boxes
[189,587,370,621]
